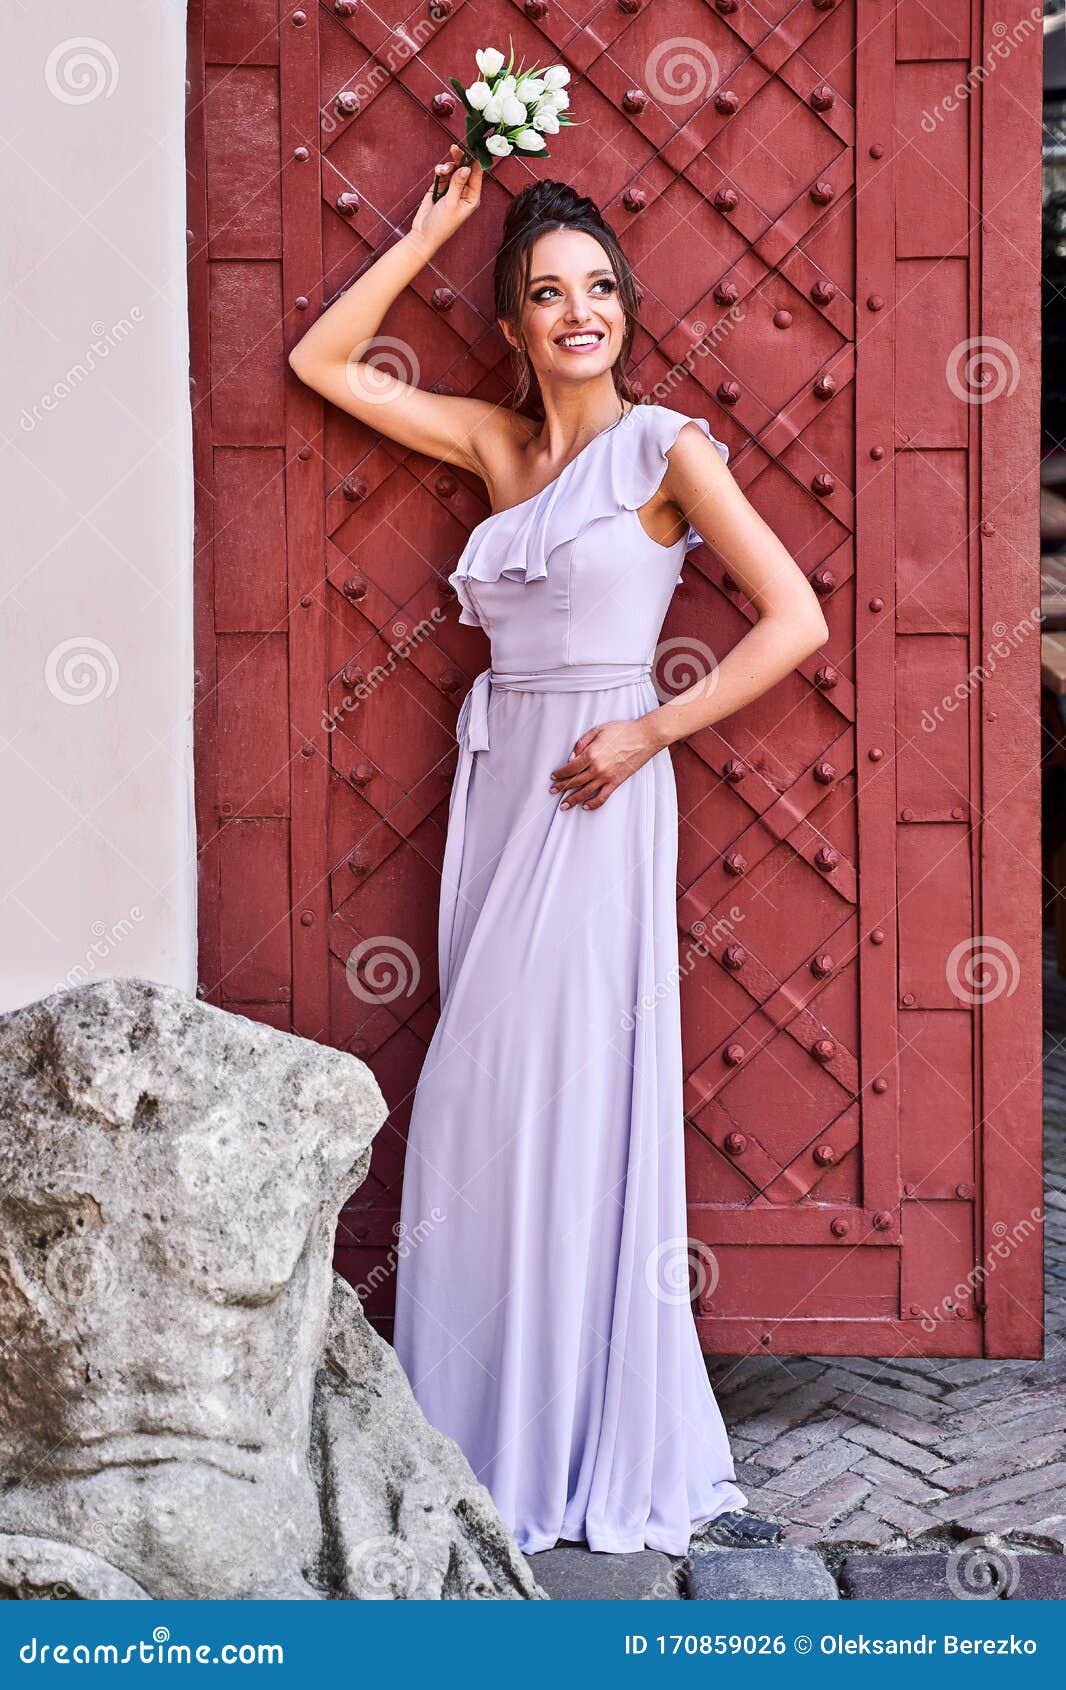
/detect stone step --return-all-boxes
[686,1545,838,1601]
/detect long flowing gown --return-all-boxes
[391,401,747,1556]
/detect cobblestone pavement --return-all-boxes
[529,930,1065,1598]
[704,926,1065,1556]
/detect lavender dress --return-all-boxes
[391,401,746,1556]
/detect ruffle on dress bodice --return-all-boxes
[447,403,729,629]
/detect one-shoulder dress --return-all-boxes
[391,400,747,1556]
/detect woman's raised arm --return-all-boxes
[287,148,500,476]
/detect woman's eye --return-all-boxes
[531,280,617,304]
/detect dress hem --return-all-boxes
[515,1487,749,1558]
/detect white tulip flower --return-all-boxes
[431,45,576,203]
[475,47,505,78]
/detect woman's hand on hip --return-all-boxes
[549,717,661,811]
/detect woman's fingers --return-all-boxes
[458,161,481,202]
[549,755,591,794]
[560,774,610,810]
[432,150,457,186]
[553,760,607,807]
[550,743,593,780]
[434,153,477,207]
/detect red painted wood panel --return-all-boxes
[212,448,288,632]
[188,0,1044,1356]
[899,1011,975,1196]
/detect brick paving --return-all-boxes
[704,926,1066,1556]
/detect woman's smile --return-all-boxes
[553,329,606,354]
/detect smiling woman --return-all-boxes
[287,162,826,1559]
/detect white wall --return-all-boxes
[0,4,196,1011]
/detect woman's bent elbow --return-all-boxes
[287,345,315,384]
[805,611,830,655]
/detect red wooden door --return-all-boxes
[188,0,1044,1358]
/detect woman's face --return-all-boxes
[505,227,626,386]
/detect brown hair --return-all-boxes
[493,180,643,411]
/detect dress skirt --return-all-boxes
[391,661,746,1555]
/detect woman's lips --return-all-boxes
[554,332,605,354]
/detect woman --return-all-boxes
[289,149,828,1557]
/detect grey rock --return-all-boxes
[687,1545,838,1600]
[692,1510,783,1548]
[527,1545,681,1600]
[314,1275,546,1599]
[0,1535,150,1599]
[1009,1516,1066,1553]
[1006,1554,1066,1600]
[840,1551,1009,1600]
[0,979,545,1601]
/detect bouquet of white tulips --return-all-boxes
[431,41,577,201]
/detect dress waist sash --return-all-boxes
[439,661,654,1002]
[457,661,654,755]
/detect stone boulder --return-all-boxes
[0,978,546,1600]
